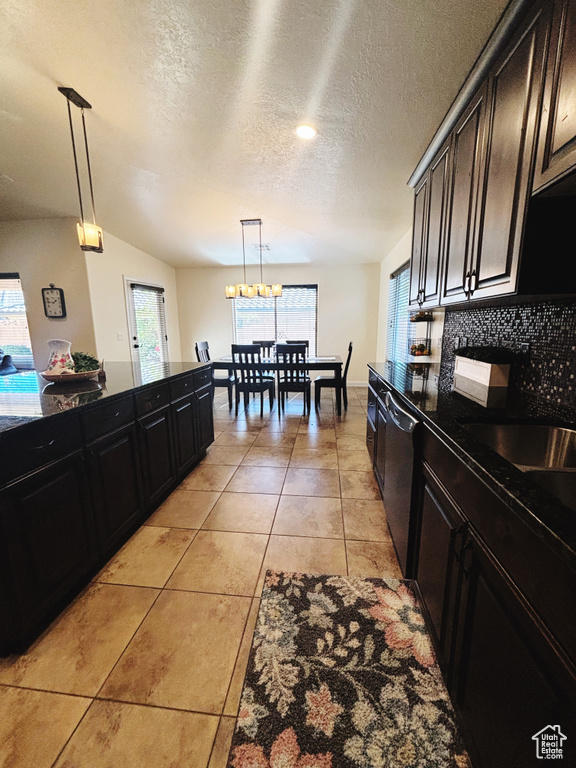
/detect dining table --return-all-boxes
[212,354,344,415]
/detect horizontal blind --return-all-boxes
[386,264,410,364]
[275,285,317,357]
[233,295,276,345]
[129,283,169,382]
[233,285,318,356]
[0,275,34,369]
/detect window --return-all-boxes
[127,282,169,383]
[0,274,34,369]
[233,285,318,356]
[386,263,410,364]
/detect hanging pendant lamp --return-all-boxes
[224,219,282,299]
[59,87,103,253]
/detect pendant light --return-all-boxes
[224,219,282,299]
[59,87,103,253]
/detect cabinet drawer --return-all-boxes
[0,415,82,486]
[135,383,170,416]
[193,367,212,391]
[368,369,378,390]
[170,372,195,402]
[82,395,135,442]
[376,377,389,401]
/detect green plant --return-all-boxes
[72,351,100,372]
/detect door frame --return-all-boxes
[123,277,168,368]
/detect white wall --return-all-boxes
[375,229,412,361]
[84,231,182,363]
[0,218,97,370]
[176,263,381,383]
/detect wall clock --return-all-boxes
[42,284,67,318]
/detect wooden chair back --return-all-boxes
[285,339,309,352]
[252,340,276,359]
[195,341,210,363]
[343,342,353,382]
[231,344,265,386]
[276,344,307,383]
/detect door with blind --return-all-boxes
[233,285,318,356]
[126,281,169,382]
[386,264,410,365]
[0,274,34,369]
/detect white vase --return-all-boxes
[46,339,74,374]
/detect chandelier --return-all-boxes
[58,87,103,253]
[225,219,282,299]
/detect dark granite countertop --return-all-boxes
[0,361,210,435]
[368,361,576,570]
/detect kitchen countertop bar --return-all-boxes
[369,361,576,569]
[0,361,210,434]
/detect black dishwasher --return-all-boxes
[382,391,421,576]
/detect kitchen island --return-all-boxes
[367,361,576,768]
[0,362,214,653]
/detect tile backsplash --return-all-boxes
[440,297,576,421]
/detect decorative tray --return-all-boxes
[39,369,101,383]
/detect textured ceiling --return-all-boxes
[0,0,509,267]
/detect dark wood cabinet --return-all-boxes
[137,404,175,509]
[441,86,487,305]
[195,385,214,454]
[415,466,465,677]
[87,422,145,555]
[172,393,200,477]
[374,400,386,494]
[453,529,575,768]
[0,451,97,649]
[472,2,549,300]
[534,0,576,191]
[409,142,449,308]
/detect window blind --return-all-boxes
[386,263,410,364]
[233,285,318,356]
[0,274,34,369]
[128,283,169,382]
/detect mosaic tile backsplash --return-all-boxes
[440,298,576,422]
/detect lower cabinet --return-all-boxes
[172,393,200,476]
[374,400,386,493]
[196,385,214,453]
[87,422,145,555]
[137,404,175,509]
[0,451,97,649]
[452,529,575,768]
[415,461,576,768]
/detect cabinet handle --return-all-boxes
[469,269,477,296]
[462,541,474,577]
[29,439,55,451]
[103,411,121,421]
[464,271,471,296]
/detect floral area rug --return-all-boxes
[227,572,471,768]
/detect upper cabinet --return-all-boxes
[409,140,450,308]
[410,0,568,307]
[533,0,576,191]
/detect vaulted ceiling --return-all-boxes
[0,0,508,267]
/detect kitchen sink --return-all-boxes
[463,422,576,512]
[463,423,576,469]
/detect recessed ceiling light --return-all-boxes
[296,125,317,139]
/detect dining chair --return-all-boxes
[195,341,235,410]
[231,344,275,417]
[252,340,276,358]
[276,343,311,414]
[314,341,353,411]
[286,340,309,352]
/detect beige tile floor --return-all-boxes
[0,386,402,768]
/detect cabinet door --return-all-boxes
[442,85,487,305]
[409,175,428,306]
[87,422,145,555]
[534,0,576,191]
[0,451,97,644]
[472,3,549,300]
[453,532,575,768]
[374,402,386,494]
[172,394,200,477]
[416,468,465,677]
[421,141,450,307]
[195,386,214,454]
[138,405,175,508]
